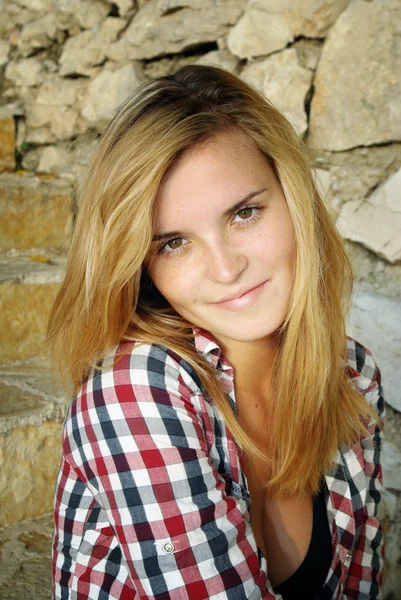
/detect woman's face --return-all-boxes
[147,128,297,350]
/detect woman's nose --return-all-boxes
[204,239,248,283]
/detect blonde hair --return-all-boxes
[47,65,378,497]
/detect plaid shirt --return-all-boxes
[52,330,385,600]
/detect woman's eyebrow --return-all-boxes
[152,187,269,243]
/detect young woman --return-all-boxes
[48,65,385,600]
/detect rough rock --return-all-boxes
[382,440,401,492]
[21,149,40,172]
[119,0,247,61]
[114,0,137,17]
[227,0,350,60]
[227,1,293,60]
[56,0,110,29]
[309,0,401,150]
[195,49,240,73]
[0,39,10,66]
[0,417,63,527]
[0,0,55,36]
[0,108,16,173]
[25,74,88,143]
[0,514,54,600]
[344,240,401,302]
[347,284,401,412]
[5,57,44,88]
[0,280,61,362]
[81,62,145,131]
[17,13,57,57]
[0,173,72,251]
[293,39,322,71]
[337,168,401,264]
[36,145,73,176]
[59,18,126,76]
[241,48,313,135]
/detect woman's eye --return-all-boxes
[157,237,186,255]
[166,238,182,250]
[237,207,254,220]
[232,205,261,224]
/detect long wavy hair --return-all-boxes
[47,65,378,497]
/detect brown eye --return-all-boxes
[237,207,253,220]
[166,238,183,250]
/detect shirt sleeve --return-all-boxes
[62,343,276,600]
[342,342,386,600]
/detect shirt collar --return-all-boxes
[192,327,234,372]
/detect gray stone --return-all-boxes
[382,440,401,492]
[337,169,401,264]
[120,0,246,60]
[81,63,145,131]
[309,0,401,150]
[59,18,126,77]
[227,1,293,60]
[227,0,350,60]
[241,48,313,135]
[347,284,401,412]
[195,50,240,73]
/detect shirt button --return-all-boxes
[345,550,352,563]
[162,541,175,554]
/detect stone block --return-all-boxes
[0,117,16,173]
[0,513,54,600]
[0,417,62,527]
[0,173,72,251]
[0,363,68,528]
[0,259,65,362]
[309,0,401,150]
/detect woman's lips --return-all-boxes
[212,280,269,311]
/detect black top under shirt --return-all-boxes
[272,485,333,599]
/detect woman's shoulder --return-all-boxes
[77,339,203,404]
[345,335,383,413]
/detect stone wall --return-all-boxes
[0,1,400,598]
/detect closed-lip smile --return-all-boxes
[211,280,269,307]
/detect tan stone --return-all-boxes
[241,48,312,135]
[337,168,401,263]
[82,63,145,131]
[0,39,10,66]
[5,57,44,88]
[0,420,62,528]
[121,0,246,60]
[309,0,401,150]
[195,49,240,73]
[56,0,110,29]
[0,174,72,251]
[59,18,126,77]
[0,281,60,362]
[25,74,88,144]
[227,0,350,60]
[0,514,54,600]
[17,13,57,57]
[227,1,293,60]
[0,118,16,173]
